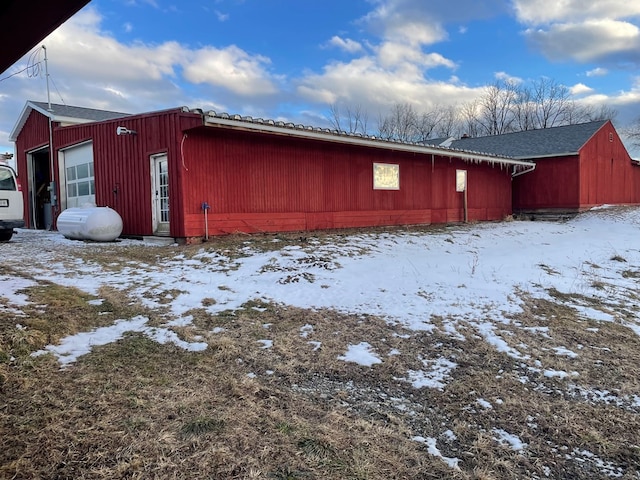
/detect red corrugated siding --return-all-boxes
[54,110,201,237]
[15,112,55,227]
[16,108,201,236]
[513,121,640,212]
[513,156,580,211]
[179,127,513,237]
[16,108,516,239]
[578,123,640,208]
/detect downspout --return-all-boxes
[512,163,536,178]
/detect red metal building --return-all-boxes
[11,101,535,241]
[447,121,640,215]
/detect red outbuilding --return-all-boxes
[11,101,535,241]
[445,121,640,215]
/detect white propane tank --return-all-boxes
[57,206,123,242]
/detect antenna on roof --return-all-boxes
[42,45,52,112]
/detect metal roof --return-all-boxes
[9,100,131,141]
[448,121,609,159]
[193,108,537,171]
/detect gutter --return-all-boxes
[512,163,536,177]
[200,112,537,170]
[512,151,578,160]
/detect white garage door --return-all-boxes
[62,142,95,209]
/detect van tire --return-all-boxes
[0,229,13,242]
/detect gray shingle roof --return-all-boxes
[30,101,130,122]
[449,121,608,159]
[9,100,131,141]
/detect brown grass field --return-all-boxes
[1,224,640,479]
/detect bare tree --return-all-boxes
[459,77,617,136]
[476,80,519,135]
[567,103,618,124]
[512,86,537,131]
[329,77,618,145]
[327,103,369,134]
[458,100,482,138]
[414,104,463,141]
[414,110,445,142]
[622,117,640,149]
[377,103,419,142]
[531,78,573,128]
[433,104,459,138]
[377,103,465,142]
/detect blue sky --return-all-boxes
[1,0,640,155]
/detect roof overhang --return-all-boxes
[512,152,579,160]
[0,0,90,74]
[201,113,536,170]
[8,101,98,142]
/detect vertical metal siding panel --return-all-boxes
[513,156,580,211]
[177,125,518,234]
[514,122,640,213]
[16,109,197,236]
[101,120,139,235]
[15,112,52,227]
[324,142,350,211]
[578,124,637,208]
[466,160,512,220]
[60,111,178,236]
[180,129,234,236]
[17,112,51,152]
[19,111,524,236]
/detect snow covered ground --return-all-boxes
[4,206,639,356]
[2,205,640,475]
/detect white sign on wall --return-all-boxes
[373,163,400,190]
[456,169,467,192]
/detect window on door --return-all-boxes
[66,162,95,200]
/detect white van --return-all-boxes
[0,164,25,241]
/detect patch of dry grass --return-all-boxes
[2,230,640,479]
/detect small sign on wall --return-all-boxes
[373,163,400,190]
[456,169,467,192]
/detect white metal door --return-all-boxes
[151,154,170,235]
[62,142,95,210]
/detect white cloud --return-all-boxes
[42,9,182,82]
[525,19,640,63]
[296,56,480,113]
[125,0,159,8]
[290,0,470,122]
[494,71,523,84]
[123,22,133,33]
[377,42,455,70]
[103,86,129,100]
[387,20,447,46]
[38,7,278,97]
[586,67,608,77]
[513,0,640,68]
[360,0,448,46]
[362,0,507,36]
[182,46,279,96]
[569,83,593,95]
[0,5,283,152]
[512,0,640,24]
[325,36,364,54]
[214,10,229,22]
